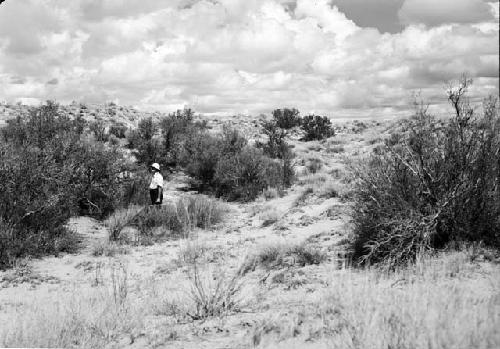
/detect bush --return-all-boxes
[257,120,296,188]
[301,114,335,141]
[187,264,243,319]
[214,147,284,201]
[109,123,127,139]
[0,102,136,267]
[240,242,327,275]
[128,117,161,166]
[180,130,223,189]
[107,195,226,242]
[89,118,109,142]
[159,108,206,166]
[350,77,500,267]
[272,108,301,129]
[258,120,291,159]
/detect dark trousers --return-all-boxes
[149,188,163,205]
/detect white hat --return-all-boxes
[151,163,160,171]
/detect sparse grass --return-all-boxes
[326,145,345,154]
[177,239,227,266]
[298,173,328,186]
[240,242,327,275]
[90,240,129,257]
[250,252,500,349]
[294,187,314,206]
[0,263,140,349]
[259,207,281,227]
[316,180,350,201]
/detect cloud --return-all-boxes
[398,0,494,27]
[0,0,498,118]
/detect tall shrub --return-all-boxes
[350,77,500,267]
[301,114,335,141]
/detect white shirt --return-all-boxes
[149,172,164,189]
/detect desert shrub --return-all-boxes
[117,169,150,207]
[180,130,223,189]
[326,145,345,154]
[240,242,327,274]
[128,117,161,166]
[350,77,500,267]
[306,157,323,174]
[107,196,226,241]
[180,126,292,200]
[89,118,109,142]
[257,120,296,188]
[258,206,281,227]
[352,120,368,133]
[257,120,291,159]
[108,123,127,139]
[272,108,301,129]
[159,108,206,166]
[91,240,129,257]
[0,102,135,267]
[187,264,243,319]
[214,146,284,201]
[178,195,226,230]
[301,114,335,141]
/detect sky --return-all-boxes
[0,0,498,118]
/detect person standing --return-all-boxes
[149,163,163,205]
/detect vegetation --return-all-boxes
[0,101,144,267]
[350,77,500,267]
[301,114,335,141]
[240,242,327,274]
[106,195,226,242]
[271,108,301,129]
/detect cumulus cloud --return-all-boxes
[0,0,498,117]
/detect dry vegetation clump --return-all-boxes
[106,195,227,242]
[294,187,314,206]
[350,77,500,267]
[105,205,144,240]
[90,240,129,257]
[305,156,323,174]
[240,242,327,274]
[187,264,245,320]
[326,145,345,154]
[259,206,282,227]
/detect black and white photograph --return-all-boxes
[0,0,499,348]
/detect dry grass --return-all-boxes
[105,195,227,242]
[251,252,500,349]
[187,263,245,320]
[104,205,143,240]
[0,250,498,349]
[240,241,327,275]
[258,206,282,227]
[0,263,140,349]
[90,240,130,257]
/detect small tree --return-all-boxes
[272,108,301,129]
